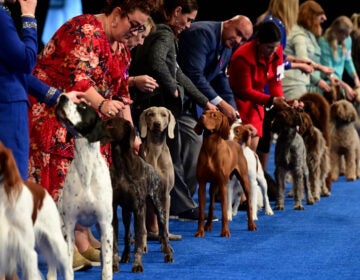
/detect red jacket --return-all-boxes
[228,39,284,136]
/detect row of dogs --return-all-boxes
[1,91,360,279]
[0,97,177,279]
[194,91,360,241]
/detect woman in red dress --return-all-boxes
[228,21,290,151]
[28,0,154,270]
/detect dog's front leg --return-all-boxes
[132,207,145,273]
[98,220,113,280]
[204,183,216,232]
[195,181,207,237]
[274,168,286,210]
[292,169,305,210]
[216,183,230,237]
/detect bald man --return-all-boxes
[169,15,253,221]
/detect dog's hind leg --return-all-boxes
[303,165,314,205]
[112,204,121,272]
[274,168,286,210]
[236,173,257,231]
[344,150,357,181]
[257,174,274,216]
[152,199,174,263]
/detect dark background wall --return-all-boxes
[196,0,359,30]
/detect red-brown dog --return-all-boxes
[194,110,257,237]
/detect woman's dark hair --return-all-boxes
[103,0,155,16]
[254,21,281,44]
[151,0,198,24]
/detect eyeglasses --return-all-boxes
[126,14,146,33]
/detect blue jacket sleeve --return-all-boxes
[27,75,61,106]
[0,10,37,73]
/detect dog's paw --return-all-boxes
[248,222,257,231]
[131,262,144,273]
[293,203,305,210]
[164,253,174,263]
[274,204,285,210]
[265,208,274,216]
[195,228,205,238]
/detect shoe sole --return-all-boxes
[73,263,93,272]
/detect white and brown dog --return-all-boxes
[228,121,274,221]
[0,141,72,280]
[55,95,113,280]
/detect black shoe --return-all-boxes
[178,207,219,222]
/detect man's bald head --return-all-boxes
[222,15,254,49]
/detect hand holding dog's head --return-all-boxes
[55,95,105,142]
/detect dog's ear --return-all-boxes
[84,118,106,142]
[194,122,203,135]
[219,113,230,139]
[167,109,176,139]
[0,143,22,199]
[139,110,148,138]
[242,125,252,146]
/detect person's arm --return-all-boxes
[344,37,360,87]
[178,28,224,103]
[146,29,178,97]
[228,55,271,105]
[0,7,37,73]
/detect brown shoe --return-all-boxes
[80,246,101,266]
[73,249,92,271]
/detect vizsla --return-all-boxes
[194,110,257,237]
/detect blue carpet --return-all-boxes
[39,144,360,279]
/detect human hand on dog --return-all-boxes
[244,124,258,137]
[64,91,87,104]
[273,96,290,110]
[217,100,238,123]
[204,102,217,111]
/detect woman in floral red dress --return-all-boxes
[27,0,154,270]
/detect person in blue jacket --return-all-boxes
[172,15,254,220]
[0,0,83,180]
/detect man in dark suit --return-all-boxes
[170,15,253,221]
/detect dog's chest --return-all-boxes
[62,141,112,214]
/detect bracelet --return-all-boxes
[97,99,108,113]
[21,14,35,18]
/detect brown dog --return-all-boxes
[299,92,331,147]
[102,117,173,273]
[298,112,331,200]
[194,110,257,237]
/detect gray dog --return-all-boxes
[271,108,315,210]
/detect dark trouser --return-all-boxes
[168,115,201,215]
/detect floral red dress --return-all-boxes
[28,14,131,201]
